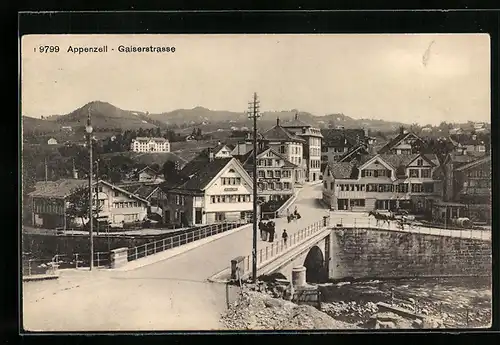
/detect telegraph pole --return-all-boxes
[86,107,94,271]
[247,92,260,283]
[96,159,100,236]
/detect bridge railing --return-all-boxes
[126,221,244,262]
[333,217,491,241]
[240,219,326,275]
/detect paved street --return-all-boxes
[22,183,490,331]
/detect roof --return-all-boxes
[120,183,160,200]
[28,179,150,203]
[326,162,357,179]
[377,153,421,170]
[321,129,364,147]
[242,147,298,169]
[132,137,169,143]
[337,144,368,163]
[454,155,491,172]
[262,125,306,143]
[137,166,159,175]
[423,154,440,166]
[377,131,421,154]
[165,157,234,191]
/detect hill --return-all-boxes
[45,101,160,130]
[22,116,62,133]
[148,108,408,133]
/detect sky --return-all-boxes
[21,34,490,126]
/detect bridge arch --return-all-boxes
[303,245,326,283]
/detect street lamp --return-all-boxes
[86,111,94,271]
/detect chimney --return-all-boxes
[400,126,405,135]
[295,113,298,120]
[276,117,280,126]
[217,140,221,146]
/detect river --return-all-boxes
[318,276,492,328]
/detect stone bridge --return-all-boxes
[235,225,492,284]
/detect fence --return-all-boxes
[22,252,111,276]
[240,219,326,276]
[127,221,244,262]
[332,217,491,241]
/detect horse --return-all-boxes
[368,210,392,227]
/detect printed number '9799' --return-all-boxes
[36,46,60,53]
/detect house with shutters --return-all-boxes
[236,145,298,203]
[28,179,150,229]
[322,153,442,214]
[160,157,254,226]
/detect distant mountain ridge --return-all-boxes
[23,101,487,134]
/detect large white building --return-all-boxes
[130,137,170,153]
[161,157,254,226]
[282,114,323,182]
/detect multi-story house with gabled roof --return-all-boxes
[322,153,442,214]
[281,114,323,182]
[377,127,424,155]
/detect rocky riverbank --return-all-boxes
[221,285,360,330]
[220,278,478,330]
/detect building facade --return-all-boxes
[239,147,297,203]
[322,154,442,214]
[320,128,365,165]
[282,114,323,182]
[29,179,149,229]
[378,128,423,155]
[162,157,254,226]
[130,137,170,153]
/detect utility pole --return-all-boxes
[44,157,48,181]
[85,106,94,271]
[247,92,260,283]
[96,158,100,236]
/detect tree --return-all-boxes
[162,160,179,180]
[66,185,103,228]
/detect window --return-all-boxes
[275,159,280,166]
[330,182,334,190]
[276,182,283,190]
[258,170,265,178]
[267,170,274,178]
[421,169,431,178]
[423,183,434,193]
[175,195,180,205]
[411,184,423,193]
[275,170,281,178]
[409,169,419,178]
[268,182,275,190]
[181,196,185,206]
[266,159,273,166]
[280,145,286,154]
[211,196,216,203]
[283,182,291,190]
[417,159,423,166]
[114,191,119,197]
[350,199,365,207]
[323,181,327,189]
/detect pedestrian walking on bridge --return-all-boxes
[282,229,288,246]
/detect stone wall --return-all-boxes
[331,228,491,279]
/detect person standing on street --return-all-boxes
[282,229,288,246]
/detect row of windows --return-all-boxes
[467,169,489,178]
[409,168,431,178]
[310,147,321,157]
[309,138,321,146]
[325,182,434,193]
[114,201,141,208]
[257,170,292,179]
[363,169,391,178]
[221,177,241,185]
[258,182,292,191]
[310,159,321,169]
[174,195,185,206]
[258,159,282,167]
[123,214,139,222]
[291,156,302,165]
[210,195,251,203]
